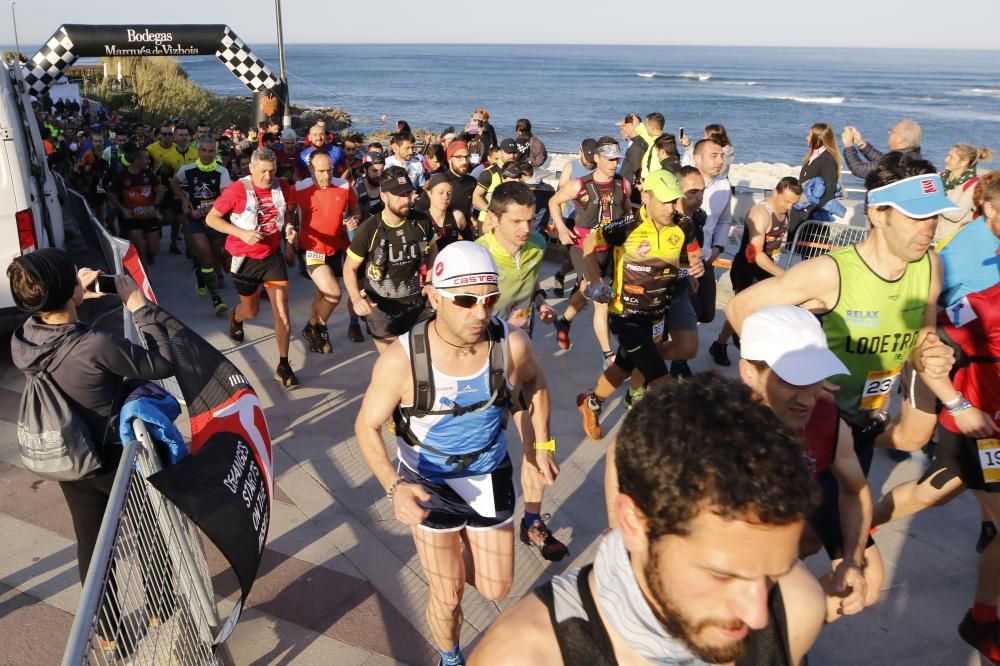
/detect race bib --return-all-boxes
[131,206,150,217]
[305,250,326,265]
[977,439,1000,483]
[859,366,900,411]
[652,318,666,344]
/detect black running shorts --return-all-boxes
[231,251,288,297]
[397,454,516,531]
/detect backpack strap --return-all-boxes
[409,317,435,415]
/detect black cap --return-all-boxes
[581,138,598,162]
[499,138,518,155]
[381,173,415,196]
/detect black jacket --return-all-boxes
[798,150,840,218]
[12,304,175,464]
[843,144,922,179]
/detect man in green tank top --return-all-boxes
[726,153,964,474]
[478,182,567,562]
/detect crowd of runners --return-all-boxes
[38,97,1000,665]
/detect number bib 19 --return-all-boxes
[860,366,901,411]
[978,439,1000,484]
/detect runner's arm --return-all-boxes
[780,562,827,665]
[830,419,872,616]
[205,205,258,244]
[725,255,839,334]
[547,179,582,244]
[508,328,557,484]
[746,207,784,277]
[472,183,490,214]
[355,346,430,525]
[913,253,998,437]
[468,594,561,666]
[342,252,374,316]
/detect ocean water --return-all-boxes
[88,44,1000,166]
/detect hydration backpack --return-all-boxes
[393,316,517,473]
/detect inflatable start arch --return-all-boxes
[22,24,281,95]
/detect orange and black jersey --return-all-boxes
[110,168,158,218]
[594,206,699,318]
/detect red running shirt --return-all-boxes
[292,177,358,256]
[213,178,292,260]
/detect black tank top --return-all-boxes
[534,564,792,666]
[431,209,463,249]
[574,174,626,230]
[733,201,789,283]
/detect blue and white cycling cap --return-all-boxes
[867,174,959,218]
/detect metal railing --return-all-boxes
[780,220,870,269]
[63,421,233,666]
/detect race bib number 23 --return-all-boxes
[860,366,900,411]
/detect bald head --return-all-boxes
[309,151,334,187]
[308,124,326,147]
[889,119,921,151]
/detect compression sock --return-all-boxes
[200,267,218,297]
[349,314,360,325]
[972,601,997,624]
[627,386,647,404]
[279,356,290,368]
[523,511,541,529]
[588,393,604,412]
[437,645,464,666]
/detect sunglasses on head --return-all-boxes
[438,290,501,309]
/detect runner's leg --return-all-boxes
[308,265,342,326]
[463,523,515,601]
[266,283,292,358]
[411,527,467,652]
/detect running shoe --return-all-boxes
[555,318,572,351]
[520,514,569,562]
[302,323,323,353]
[978,523,998,555]
[348,323,364,343]
[229,309,244,343]
[624,387,646,411]
[709,341,731,367]
[274,363,299,388]
[958,610,1000,665]
[194,267,207,296]
[670,360,693,379]
[577,393,602,440]
[316,324,332,353]
[211,294,228,316]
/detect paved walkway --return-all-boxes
[0,238,987,665]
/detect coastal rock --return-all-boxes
[292,107,352,132]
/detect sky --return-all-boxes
[5,0,999,51]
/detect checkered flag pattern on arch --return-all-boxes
[23,27,78,95]
[217,27,280,93]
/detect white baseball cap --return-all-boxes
[740,305,848,386]
[431,241,500,289]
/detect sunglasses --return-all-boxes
[438,290,501,309]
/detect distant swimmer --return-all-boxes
[380,114,388,125]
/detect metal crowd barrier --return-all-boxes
[780,220,870,269]
[63,421,233,666]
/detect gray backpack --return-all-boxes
[17,334,104,481]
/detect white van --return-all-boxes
[0,57,65,327]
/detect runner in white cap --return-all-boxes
[739,305,883,622]
[355,241,557,666]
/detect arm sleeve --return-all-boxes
[530,137,547,168]
[595,216,635,247]
[843,146,876,179]
[711,191,733,249]
[97,305,175,380]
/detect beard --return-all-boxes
[643,551,752,664]
[366,174,380,187]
